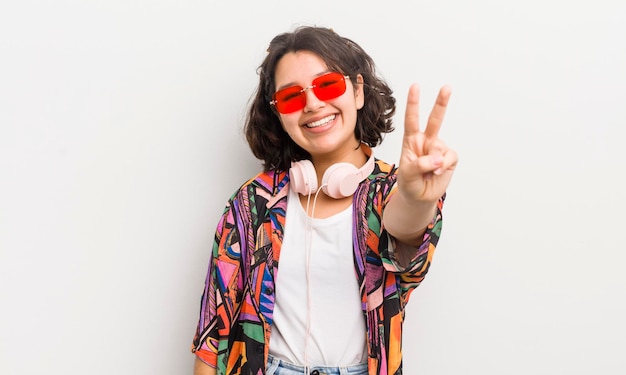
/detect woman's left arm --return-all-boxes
[383,84,458,249]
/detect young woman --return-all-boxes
[192,26,457,375]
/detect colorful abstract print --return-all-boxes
[192,159,444,375]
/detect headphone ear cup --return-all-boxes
[322,162,360,199]
[289,160,318,195]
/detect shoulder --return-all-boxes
[371,158,397,178]
[367,158,398,189]
[226,169,289,210]
[238,169,289,195]
[358,158,398,204]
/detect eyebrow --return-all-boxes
[276,70,332,91]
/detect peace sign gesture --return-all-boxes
[383,84,457,245]
[396,84,458,205]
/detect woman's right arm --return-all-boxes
[194,357,216,375]
[193,199,238,375]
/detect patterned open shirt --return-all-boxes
[192,159,445,374]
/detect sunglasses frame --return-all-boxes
[270,72,350,114]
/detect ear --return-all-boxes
[354,74,365,110]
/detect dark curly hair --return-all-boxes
[244,26,396,171]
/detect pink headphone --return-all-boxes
[289,145,376,199]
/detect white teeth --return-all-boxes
[305,114,335,128]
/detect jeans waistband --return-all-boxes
[266,354,368,375]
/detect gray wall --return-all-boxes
[1,1,625,374]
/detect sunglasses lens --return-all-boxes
[273,86,305,114]
[272,72,348,114]
[312,72,347,101]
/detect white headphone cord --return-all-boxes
[303,185,325,374]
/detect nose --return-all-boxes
[302,85,325,113]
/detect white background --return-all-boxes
[1,1,625,374]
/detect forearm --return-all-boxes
[382,192,438,247]
[194,357,216,375]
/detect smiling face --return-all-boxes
[274,50,364,162]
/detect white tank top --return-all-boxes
[269,187,368,366]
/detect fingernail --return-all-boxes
[434,168,443,175]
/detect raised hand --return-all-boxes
[396,84,458,204]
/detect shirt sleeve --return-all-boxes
[379,187,445,303]
[191,196,242,368]
[380,194,444,274]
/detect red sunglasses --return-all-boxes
[270,72,350,114]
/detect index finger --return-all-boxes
[403,83,422,136]
[424,85,451,139]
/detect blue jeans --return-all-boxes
[266,354,368,375]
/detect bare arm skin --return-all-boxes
[193,357,216,375]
